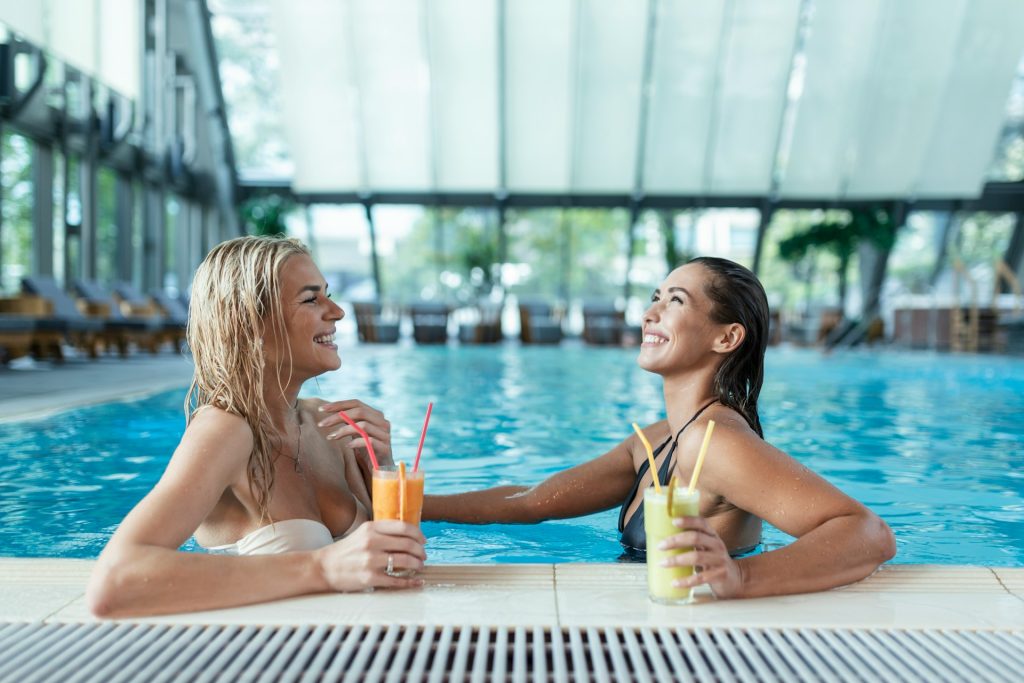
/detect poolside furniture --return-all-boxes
[20,276,105,358]
[582,301,625,345]
[518,299,563,344]
[352,301,401,343]
[114,283,188,350]
[410,302,449,344]
[0,314,36,363]
[72,279,163,355]
[458,302,503,344]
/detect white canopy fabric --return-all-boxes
[267,0,1024,201]
[0,0,140,100]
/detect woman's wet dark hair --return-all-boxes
[687,256,769,438]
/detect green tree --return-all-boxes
[239,193,294,236]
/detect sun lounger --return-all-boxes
[458,303,503,344]
[20,276,104,358]
[73,279,163,355]
[582,302,625,345]
[410,302,449,344]
[352,302,400,343]
[517,300,563,344]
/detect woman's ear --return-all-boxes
[712,323,745,354]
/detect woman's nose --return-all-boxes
[327,299,344,320]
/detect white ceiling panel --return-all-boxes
[914,0,1024,198]
[427,0,499,192]
[843,0,969,198]
[708,0,801,195]
[571,0,648,193]
[643,0,727,195]
[779,0,883,199]
[349,0,430,192]
[505,0,574,192]
[269,0,361,193]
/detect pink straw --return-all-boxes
[412,402,433,472]
[337,410,380,470]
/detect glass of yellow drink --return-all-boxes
[644,486,700,605]
[371,466,425,577]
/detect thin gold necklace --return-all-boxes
[279,407,303,474]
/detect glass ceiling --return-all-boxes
[211,0,1024,201]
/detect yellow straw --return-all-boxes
[687,419,716,494]
[631,422,661,494]
[398,461,407,521]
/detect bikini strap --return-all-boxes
[670,399,719,445]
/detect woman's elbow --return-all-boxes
[866,513,897,565]
[86,552,134,618]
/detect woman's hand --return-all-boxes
[317,399,394,468]
[315,520,426,592]
[659,516,746,599]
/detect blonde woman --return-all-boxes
[87,236,425,617]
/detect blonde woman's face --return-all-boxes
[265,254,344,377]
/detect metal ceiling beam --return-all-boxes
[241,182,1023,213]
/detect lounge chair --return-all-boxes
[20,276,104,358]
[582,301,625,345]
[458,303,503,344]
[0,315,36,363]
[73,279,163,355]
[352,302,400,343]
[409,302,449,344]
[518,299,563,344]
[114,283,187,350]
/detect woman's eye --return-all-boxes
[671,296,683,304]
[303,297,317,304]
[650,295,659,303]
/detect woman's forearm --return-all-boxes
[423,486,535,523]
[736,513,895,598]
[87,544,327,618]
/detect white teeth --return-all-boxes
[643,334,667,344]
[314,334,335,344]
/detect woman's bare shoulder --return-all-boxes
[182,406,254,460]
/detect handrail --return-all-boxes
[951,259,979,352]
[994,259,1022,314]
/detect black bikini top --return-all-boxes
[618,400,718,553]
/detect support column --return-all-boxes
[79,79,98,282]
[115,173,133,282]
[623,200,641,302]
[32,144,55,277]
[363,201,382,299]
[495,199,508,292]
[929,210,958,288]
[558,204,571,302]
[144,185,165,292]
[751,200,774,277]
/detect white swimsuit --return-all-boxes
[203,507,369,556]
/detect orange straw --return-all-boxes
[398,461,407,521]
[337,410,380,470]
[631,422,662,494]
[412,402,433,472]
[687,419,716,494]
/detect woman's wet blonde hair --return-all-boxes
[185,234,311,522]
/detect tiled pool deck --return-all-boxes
[0,559,1022,631]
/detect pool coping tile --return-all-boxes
[2,560,1022,630]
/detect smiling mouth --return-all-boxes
[313,333,336,345]
[642,334,668,345]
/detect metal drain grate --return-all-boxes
[0,622,1021,682]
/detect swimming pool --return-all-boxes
[1,345,1022,565]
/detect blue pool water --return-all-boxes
[1,345,1022,565]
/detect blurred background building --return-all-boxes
[1,0,1023,352]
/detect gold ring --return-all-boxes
[386,554,395,576]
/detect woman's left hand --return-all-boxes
[317,399,394,469]
[658,516,746,599]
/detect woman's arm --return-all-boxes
[423,438,639,524]
[664,417,896,599]
[87,408,424,618]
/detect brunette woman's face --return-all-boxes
[264,254,344,376]
[638,263,727,375]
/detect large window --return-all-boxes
[164,196,179,290]
[95,166,118,283]
[0,131,33,294]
